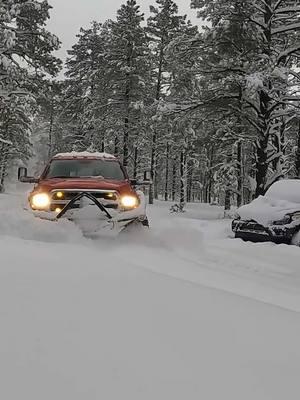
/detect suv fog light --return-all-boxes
[31,193,50,209]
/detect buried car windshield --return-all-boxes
[44,159,125,180]
[265,179,300,204]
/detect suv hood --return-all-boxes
[237,195,300,226]
[37,178,132,194]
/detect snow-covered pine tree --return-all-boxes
[65,22,113,151]
[193,0,300,196]
[168,0,259,208]
[0,0,61,188]
[31,80,67,168]
[146,0,197,203]
[107,0,150,170]
[296,120,300,177]
[240,0,300,195]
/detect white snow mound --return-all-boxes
[237,179,300,225]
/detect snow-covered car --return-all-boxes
[18,151,149,235]
[232,179,300,245]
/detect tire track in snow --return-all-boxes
[113,222,300,313]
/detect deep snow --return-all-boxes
[1,188,300,400]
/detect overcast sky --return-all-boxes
[47,0,199,61]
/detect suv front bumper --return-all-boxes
[232,219,298,244]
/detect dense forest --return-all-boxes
[1,0,300,209]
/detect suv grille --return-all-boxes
[50,190,118,212]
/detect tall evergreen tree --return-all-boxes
[146,0,197,203]
[65,22,109,151]
[0,0,61,188]
[192,0,300,197]
[107,0,150,168]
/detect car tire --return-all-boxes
[291,230,300,246]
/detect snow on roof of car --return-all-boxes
[237,179,300,225]
[53,151,117,160]
[266,179,300,203]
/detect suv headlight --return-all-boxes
[120,195,139,209]
[31,193,50,210]
[273,214,292,225]
[291,212,300,221]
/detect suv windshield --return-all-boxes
[45,159,125,180]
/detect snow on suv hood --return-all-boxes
[237,180,300,226]
[238,196,300,225]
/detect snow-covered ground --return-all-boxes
[1,189,300,400]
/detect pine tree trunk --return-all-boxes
[114,136,119,156]
[133,146,138,180]
[224,152,231,211]
[224,189,231,211]
[123,38,133,167]
[149,44,164,204]
[237,140,243,207]
[48,99,54,157]
[255,134,269,197]
[164,142,169,201]
[0,143,4,192]
[154,171,159,199]
[255,1,272,196]
[149,130,156,204]
[123,117,129,167]
[296,120,300,177]
[172,159,176,202]
[0,123,10,192]
[206,144,214,204]
[187,160,193,203]
[271,116,285,179]
[180,151,186,207]
[0,143,9,191]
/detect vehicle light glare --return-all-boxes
[120,195,138,208]
[56,191,64,198]
[55,207,62,213]
[31,193,50,209]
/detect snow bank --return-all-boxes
[0,193,83,243]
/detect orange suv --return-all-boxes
[18,152,149,234]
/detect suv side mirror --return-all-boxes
[18,167,39,183]
[144,171,151,182]
[130,179,138,186]
[18,167,27,180]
